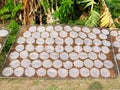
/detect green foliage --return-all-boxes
[85,10,100,27]
[68,19,86,25]
[105,0,120,18]
[80,0,96,9]
[41,0,50,13]
[54,0,74,23]
[80,0,100,27]
[0,0,22,20]
[2,20,19,53]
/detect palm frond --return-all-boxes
[85,10,100,27]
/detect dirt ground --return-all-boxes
[0,75,120,90]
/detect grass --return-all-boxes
[0,76,120,90]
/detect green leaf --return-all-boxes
[84,1,92,9]
[0,7,9,15]
[1,14,11,19]
[85,10,100,27]
[12,3,22,17]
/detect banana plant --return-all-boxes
[100,0,115,29]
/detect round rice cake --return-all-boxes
[23,31,31,38]
[15,44,24,52]
[2,67,13,77]
[50,52,59,60]
[0,29,8,37]
[69,31,78,38]
[118,31,120,36]
[99,34,107,40]
[20,50,28,59]
[98,53,107,60]
[64,25,72,32]
[113,41,120,48]
[118,48,120,53]
[90,68,100,78]
[31,60,42,68]
[46,25,53,32]
[84,38,92,45]
[74,60,83,68]
[93,39,102,46]
[28,26,36,32]
[47,68,57,78]
[92,28,100,34]
[84,59,93,68]
[111,31,118,37]
[69,52,78,60]
[69,68,79,78]
[40,52,49,60]
[25,44,34,52]
[116,36,120,41]
[100,68,110,77]
[50,31,58,38]
[45,38,54,44]
[88,33,96,39]
[14,67,24,77]
[59,31,67,38]
[45,45,54,53]
[94,60,103,68]
[36,68,46,77]
[42,60,52,68]
[35,45,44,52]
[65,45,73,53]
[79,32,87,39]
[36,68,47,77]
[74,46,82,53]
[75,38,83,45]
[9,51,19,60]
[25,67,35,77]
[55,37,64,44]
[101,46,110,54]
[37,26,45,32]
[116,53,120,60]
[26,37,35,44]
[102,40,111,47]
[79,52,88,59]
[65,37,73,45]
[55,25,63,31]
[9,60,20,68]
[32,32,40,38]
[92,46,101,53]
[88,52,97,60]
[53,60,62,69]
[80,68,89,77]
[60,52,69,61]
[58,68,68,78]
[73,26,81,32]
[104,60,114,69]
[17,37,25,44]
[83,46,92,52]
[82,27,90,33]
[41,31,49,38]
[21,59,31,68]
[55,45,64,53]
[63,61,73,69]
[102,29,109,35]
[36,38,44,44]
